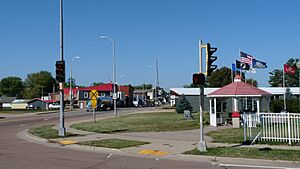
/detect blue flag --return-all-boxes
[252,59,267,68]
[232,63,236,72]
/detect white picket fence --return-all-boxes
[242,112,300,145]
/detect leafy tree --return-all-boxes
[91,82,104,86]
[207,67,232,87]
[183,83,200,88]
[64,78,76,88]
[245,78,258,87]
[269,58,299,87]
[0,76,23,98]
[176,94,193,113]
[23,71,55,99]
[133,84,153,90]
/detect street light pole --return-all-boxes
[58,0,65,137]
[69,56,79,110]
[198,40,207,152]
[98,35,117,116]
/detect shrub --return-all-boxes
[176,94,193,113]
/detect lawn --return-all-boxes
[206,127,297,145]
[184,147,300,161]
[71,111,209,133]
[0,109,50,114]
[206,128,244,144]
[28,125,78,139]
[77,139,150,149]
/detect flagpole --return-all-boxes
[239,49,242,81]
[283,65,287,111]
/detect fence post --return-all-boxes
[288,112,291,145]
[243,113,247,142]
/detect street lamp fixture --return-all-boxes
[98,35,117,116]
[70,56,80,110]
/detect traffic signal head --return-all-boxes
[55,60,65,83]
[193,73,205,86]
[206,43,218,76]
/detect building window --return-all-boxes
[84,92,89,98]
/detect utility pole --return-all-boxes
[155,59,159,106]
[58,0,66,137]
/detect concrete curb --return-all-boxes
[19,128,300,168]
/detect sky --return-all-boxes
[1,0,300,89]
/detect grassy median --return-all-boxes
[71,111,208,133]
[78,139,150,149]
[184,147,300,161]
[29,125,78,139]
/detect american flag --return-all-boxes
[240,51,255,65]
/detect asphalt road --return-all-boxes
[0,108,264,169]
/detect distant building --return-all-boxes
[0,96,17,109]
[11,100,29,109]
[61,83,134,109]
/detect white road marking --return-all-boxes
[218,163,300,169]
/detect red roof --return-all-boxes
[208,77,271,97]
[64,83,113,95]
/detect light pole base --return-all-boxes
[197,140,207,152]
[58,127,66,137]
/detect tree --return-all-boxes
[176,94,193,113]
[285,86,293,100]
[269,69,283,87]
[0,76,23,98]
[23,71,56,99]
[64,78,76,88]
[91,82,104,86]
[207,67,232,87]
[269,58,299,87]
[133,84,153,90]
[245,78,258,87]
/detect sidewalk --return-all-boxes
[21,110,300,168]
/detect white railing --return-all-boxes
[242,112,300,145]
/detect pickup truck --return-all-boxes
[86,96,113,112]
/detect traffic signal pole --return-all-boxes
[198,40,207,152]
[58,0,66,137]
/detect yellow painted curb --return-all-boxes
[138,149,168,156]
[58,140,78,145]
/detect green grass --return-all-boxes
[78,139,150,149]
[28,125,78,139]
[206,128,244,144]
[71,111,208,133]
[0,109,50,114]
[206,127,300,146]
[184,147,300,161]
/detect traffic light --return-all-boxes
[55,60,65,83]
[206,43,218,76]
[193,73,205,86]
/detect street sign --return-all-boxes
[89,90,99,100]
[113,93,117,100]
[91,99,97,109]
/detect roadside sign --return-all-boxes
[91,99,97,109]
[89,90,98,100]
[113,93,117,100]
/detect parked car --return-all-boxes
[49,103,60,109]
[86,96,113,112]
